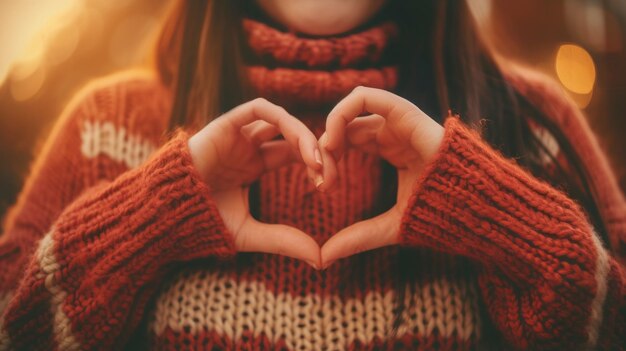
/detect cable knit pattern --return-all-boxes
[247,66,397,109]
[80,119,157,169]
[244,19,398,68]
[245,18,398,109]
[0,18,624,351]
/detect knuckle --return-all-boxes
[253,97,269,105]
[250,98,270,119]
[352,85,373,96]
[275,105,288,115]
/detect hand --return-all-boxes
[188,98,323,268]
[318,87,445,268]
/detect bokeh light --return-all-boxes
[0,0,80,84]
[0,0,170,222]
[555,44,596,95]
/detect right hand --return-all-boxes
[188,98,323,268]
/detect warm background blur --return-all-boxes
[1,0,625,225]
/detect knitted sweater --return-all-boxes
[0,19,625,351]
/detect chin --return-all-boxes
[285,15,364,36]
[255,0,388,36]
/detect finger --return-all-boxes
[259,140,301,171]
[305,164,325,190]
[325,87,419,152]
[225,98,322,171]
[317,115,382,191]
[320,210,401,268]
[236,219,321,269]
[316,136,338,193]
[345,114,384,152]
[242,120,281,145]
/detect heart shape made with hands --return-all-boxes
[191,87,444,270]
[313,87,444,269]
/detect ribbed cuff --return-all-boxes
[4,130,239,350]
[56,129,236,268]
[400,117,597,285]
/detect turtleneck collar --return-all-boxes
[242,18,399,112]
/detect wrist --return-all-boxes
[187,132,218,186]
[409,118,445,167]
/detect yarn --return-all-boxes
[0,18,623,351]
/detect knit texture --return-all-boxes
[243,18,398,110]
[0,18,624,351]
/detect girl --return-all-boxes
[0,0,624,349]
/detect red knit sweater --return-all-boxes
[0,19,625,351]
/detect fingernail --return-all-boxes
[314,149,323,166]
[323,260,336,270]
[314,174,324,189]
[305,260,320,270]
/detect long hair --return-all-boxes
[154,0,607,339]
[157,0,250,131]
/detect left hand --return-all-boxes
[318,86,445,269]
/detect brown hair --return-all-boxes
[154,0,607,338]
[156,0,250,131]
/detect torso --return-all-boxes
[145,117,484,350]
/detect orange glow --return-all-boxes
[555,44,596,95]
[10,65,45,101]
[0,0,80,85]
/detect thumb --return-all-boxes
[235,218,321,269]
[321,209,400,269]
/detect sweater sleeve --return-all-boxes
[0,74,168,298]
[400,117,625,350]
[0,85,93,301]
[0,130,236,351]
[0,75,237,350]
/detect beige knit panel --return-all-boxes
[150,269,481,350]
[586,230,610,349]
[530,125,560,165]
[80,120,156,169]
[35,232,81,351]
